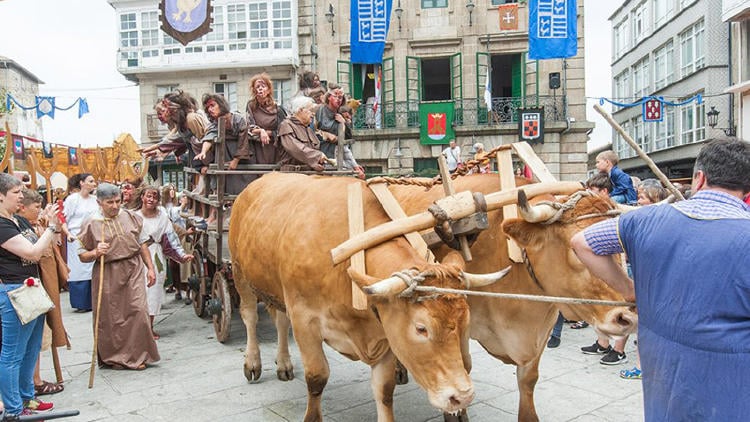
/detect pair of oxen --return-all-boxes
[228,173,638,422]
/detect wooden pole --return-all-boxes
[88,255,105,389]
[347,183,368,310]
[51,347,63,383]
[593,104,685,201]
[437,154,472,262]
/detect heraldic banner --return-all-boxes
[518,107,545,144]
[528,0,577,60]
[160,0,212,46]
[350,0,393,64]
[419,101,455,145]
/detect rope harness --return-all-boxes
[390,270,441,303]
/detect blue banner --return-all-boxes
[350,0,392,64]
[528,0,577,60]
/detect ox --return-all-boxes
[228,173,510,421]
[388,174,638,421]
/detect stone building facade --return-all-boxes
[109,0,592,181]
[723,0,750,141]
[609,0,733,180]
[0,56,44,138]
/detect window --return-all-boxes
[141,12,159,46]
[185,46,203,53]
[491,0,518,5]
[680,20,705,77]
[613,19,630,58]
[654,107,675,150]
[120,13,137,47]
[421,57,452,101]
[680,96,705,144]
[632,57,650,99]
[273,80,292,108]
[214,82,238,111]
[157,85,180,99]
[653,40,674,90]
[615,120,633,159]
[632,2,649,44]
[614,69,631,108]
[272,1,292,49]
[633,118,651,153]
[228,4,248,50]
[205,5,224,41]
[121,51,138,67]
[248,1,268,49]
[422,0,447,8]
[653,0,673,28]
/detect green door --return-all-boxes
[382,57,396,128]
[450,52,463,125]
[406,56,421,127]
[511,54,522,122]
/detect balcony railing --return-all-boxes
[351,96,566,130]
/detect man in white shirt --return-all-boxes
[442,140,461,172]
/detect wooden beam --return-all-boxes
[347,183,368,310]
[498,147,523,262]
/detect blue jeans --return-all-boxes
[1,284,45,415]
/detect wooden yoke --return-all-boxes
[347,183,368,310]
[437,154,472,262]
[27,151,59,204]
[0,122,13,173]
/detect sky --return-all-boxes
[0,0,621,150]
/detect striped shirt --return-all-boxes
[584,190,750,256]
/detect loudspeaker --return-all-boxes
[549,72,561,90]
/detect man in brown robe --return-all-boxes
[278,95,329,172]
[78,183,159,370]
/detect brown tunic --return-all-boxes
[34,225,70,348]
[246,102,284,164]
[78,209,160,369]
[278,117,325,171]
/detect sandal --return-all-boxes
[570,321,589,329]
[35,381,64,396]
[620,367,642,379]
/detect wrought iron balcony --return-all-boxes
[351,96,566,130]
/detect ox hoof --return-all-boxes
[443,409,469,422]
[244,363,262,382]
[395,361,409,385]
[276,368,295,381]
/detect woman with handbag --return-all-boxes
[0,173,61,417]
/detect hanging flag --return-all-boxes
[643,97,663,122]
[160,0,213,46]
[519,108,545,144]
[498,3,519,31]
[350,0,393,64]
[42,142,54,159]
[528,0,578,60]
[68,147,78,166]
[78,98,90,118]
[419,102,455,145]
[36,96,55,119]
[13,136,24,159]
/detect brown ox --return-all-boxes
[229,173,509,421]
[386,174,638,421]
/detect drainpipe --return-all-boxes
[727,22,734,132]
[311,2,318,72]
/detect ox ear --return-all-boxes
[501,219,547,248]
[441,251,467,271]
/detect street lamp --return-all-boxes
[325,4,335,36]
[706,106,736,137]
[466,0,475,27]
[394,0,403,32]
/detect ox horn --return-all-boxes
[460,266,512,289]
[518,190,558,223]
[361,271,419,297]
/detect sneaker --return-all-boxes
[24,398,54,412]
[581,341,611,355]
[547,336,561,348]
[600,349,628,365]
[620,367,642,379]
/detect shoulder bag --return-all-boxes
[3,277,55,325]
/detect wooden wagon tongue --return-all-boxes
[330,180,584,266]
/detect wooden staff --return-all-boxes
[88,254,105,389]
[594,104,685,201]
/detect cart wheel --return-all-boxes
[210,271,232,343]
[189,249,206,317]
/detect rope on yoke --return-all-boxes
[412,285,636,307]
[390,270,440,302]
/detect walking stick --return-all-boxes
[88,255,105,388]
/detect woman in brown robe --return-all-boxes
[246,73,287,164]
[77,183,159,370]
[278,96,329,171]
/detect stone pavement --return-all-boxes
[38,292,644,421]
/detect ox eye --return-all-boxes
[415,323,428,337]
